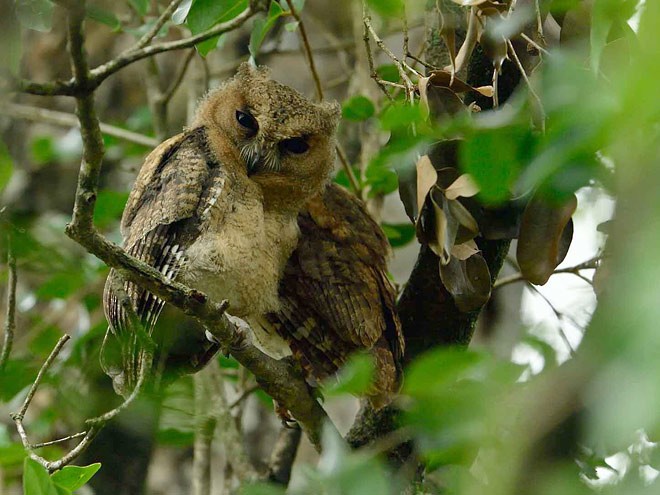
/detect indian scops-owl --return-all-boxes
[103,63,403,408]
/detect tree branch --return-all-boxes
[0,102,158,147]
[267,425,302,486]
[12,6,257,97]
[0,239,16,371]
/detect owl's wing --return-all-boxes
[102,126,228,394]
[264,184,404,406]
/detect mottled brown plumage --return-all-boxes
[102,64,403,408]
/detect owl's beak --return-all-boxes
[246,153,262,176]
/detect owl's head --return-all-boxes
[194,63,341,208]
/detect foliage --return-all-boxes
[2,0,660,493]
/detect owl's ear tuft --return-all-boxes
[237,62,272,81]
[322,101,342,127]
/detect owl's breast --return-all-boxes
[179,190,299,320]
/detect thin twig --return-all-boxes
[493,257,600,289]
[361,2,394,101]
[363,9,421,102]
[507,39,545,132]
[31,432,88,449]
[527,284,576,356]
[0,240,16,370]
[12,335,70,422]
[285,0,323,101]
[335,143,361,195]
[0,102,158,147]
[134,0,183,50]
[162,48,197,104]
[520,33,550,56]
[229,383,260,409]
[193,369,217,495]
[402,4,410,60]
[534,0,545,44]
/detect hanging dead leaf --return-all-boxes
[479,201,524,240]
[516,192,578,285]
[427,85,466,120]
[439,253,492,312]
[429,188,458,265]
[451,239,480,260]
[448,199,479,242]
[436,167,460,189]
[556,218,573,267]
[416,155,438,217]
[426,70,495,97]
[477,7,509,73]
[445,173,480,200]
[428,141,461,172]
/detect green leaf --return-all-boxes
[378,103,424,131]
[0,359,39,402]
[342,95,376,122]
[365,162,398,197]
[240,483,286,495]
[0,140,14,193]
[291,0,306,12]
[284,21,299,32]
[195,34,223,57]
[381,222,416,248]
[51,463,101,492]
[86,5,121,31]
[187,0,248,51]
[36,271,87,300]
[324,353,375,396]
[460,123,535,205]
[590,0,636,73]
[29,326,63,358]
[93,190,129,229]
[23,458,59,495]
[31,136,57,165]
[130,0,149,16]
[366,0,403,18]
[0,442,25,468]
[248,1,285,59]
[172,0,193,24]
[15,0,54,32]
[376,64,399,83]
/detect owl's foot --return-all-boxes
[274,400,299,429]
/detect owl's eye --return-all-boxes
[280,137,309,155]
[235,110,258,134]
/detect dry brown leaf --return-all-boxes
[448,199,479,237]
[516,193,578,285]
[439,254,492,312]
[429,188,460,265]
[426,70,494,97]
[451,239,480,260]
[416,155,437,217]
[445,173,480,200]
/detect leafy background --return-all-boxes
[1,0,659,493]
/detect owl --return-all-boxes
[102,63,403,409]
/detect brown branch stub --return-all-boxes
[267,425,302,486]
[0,239,17,371]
